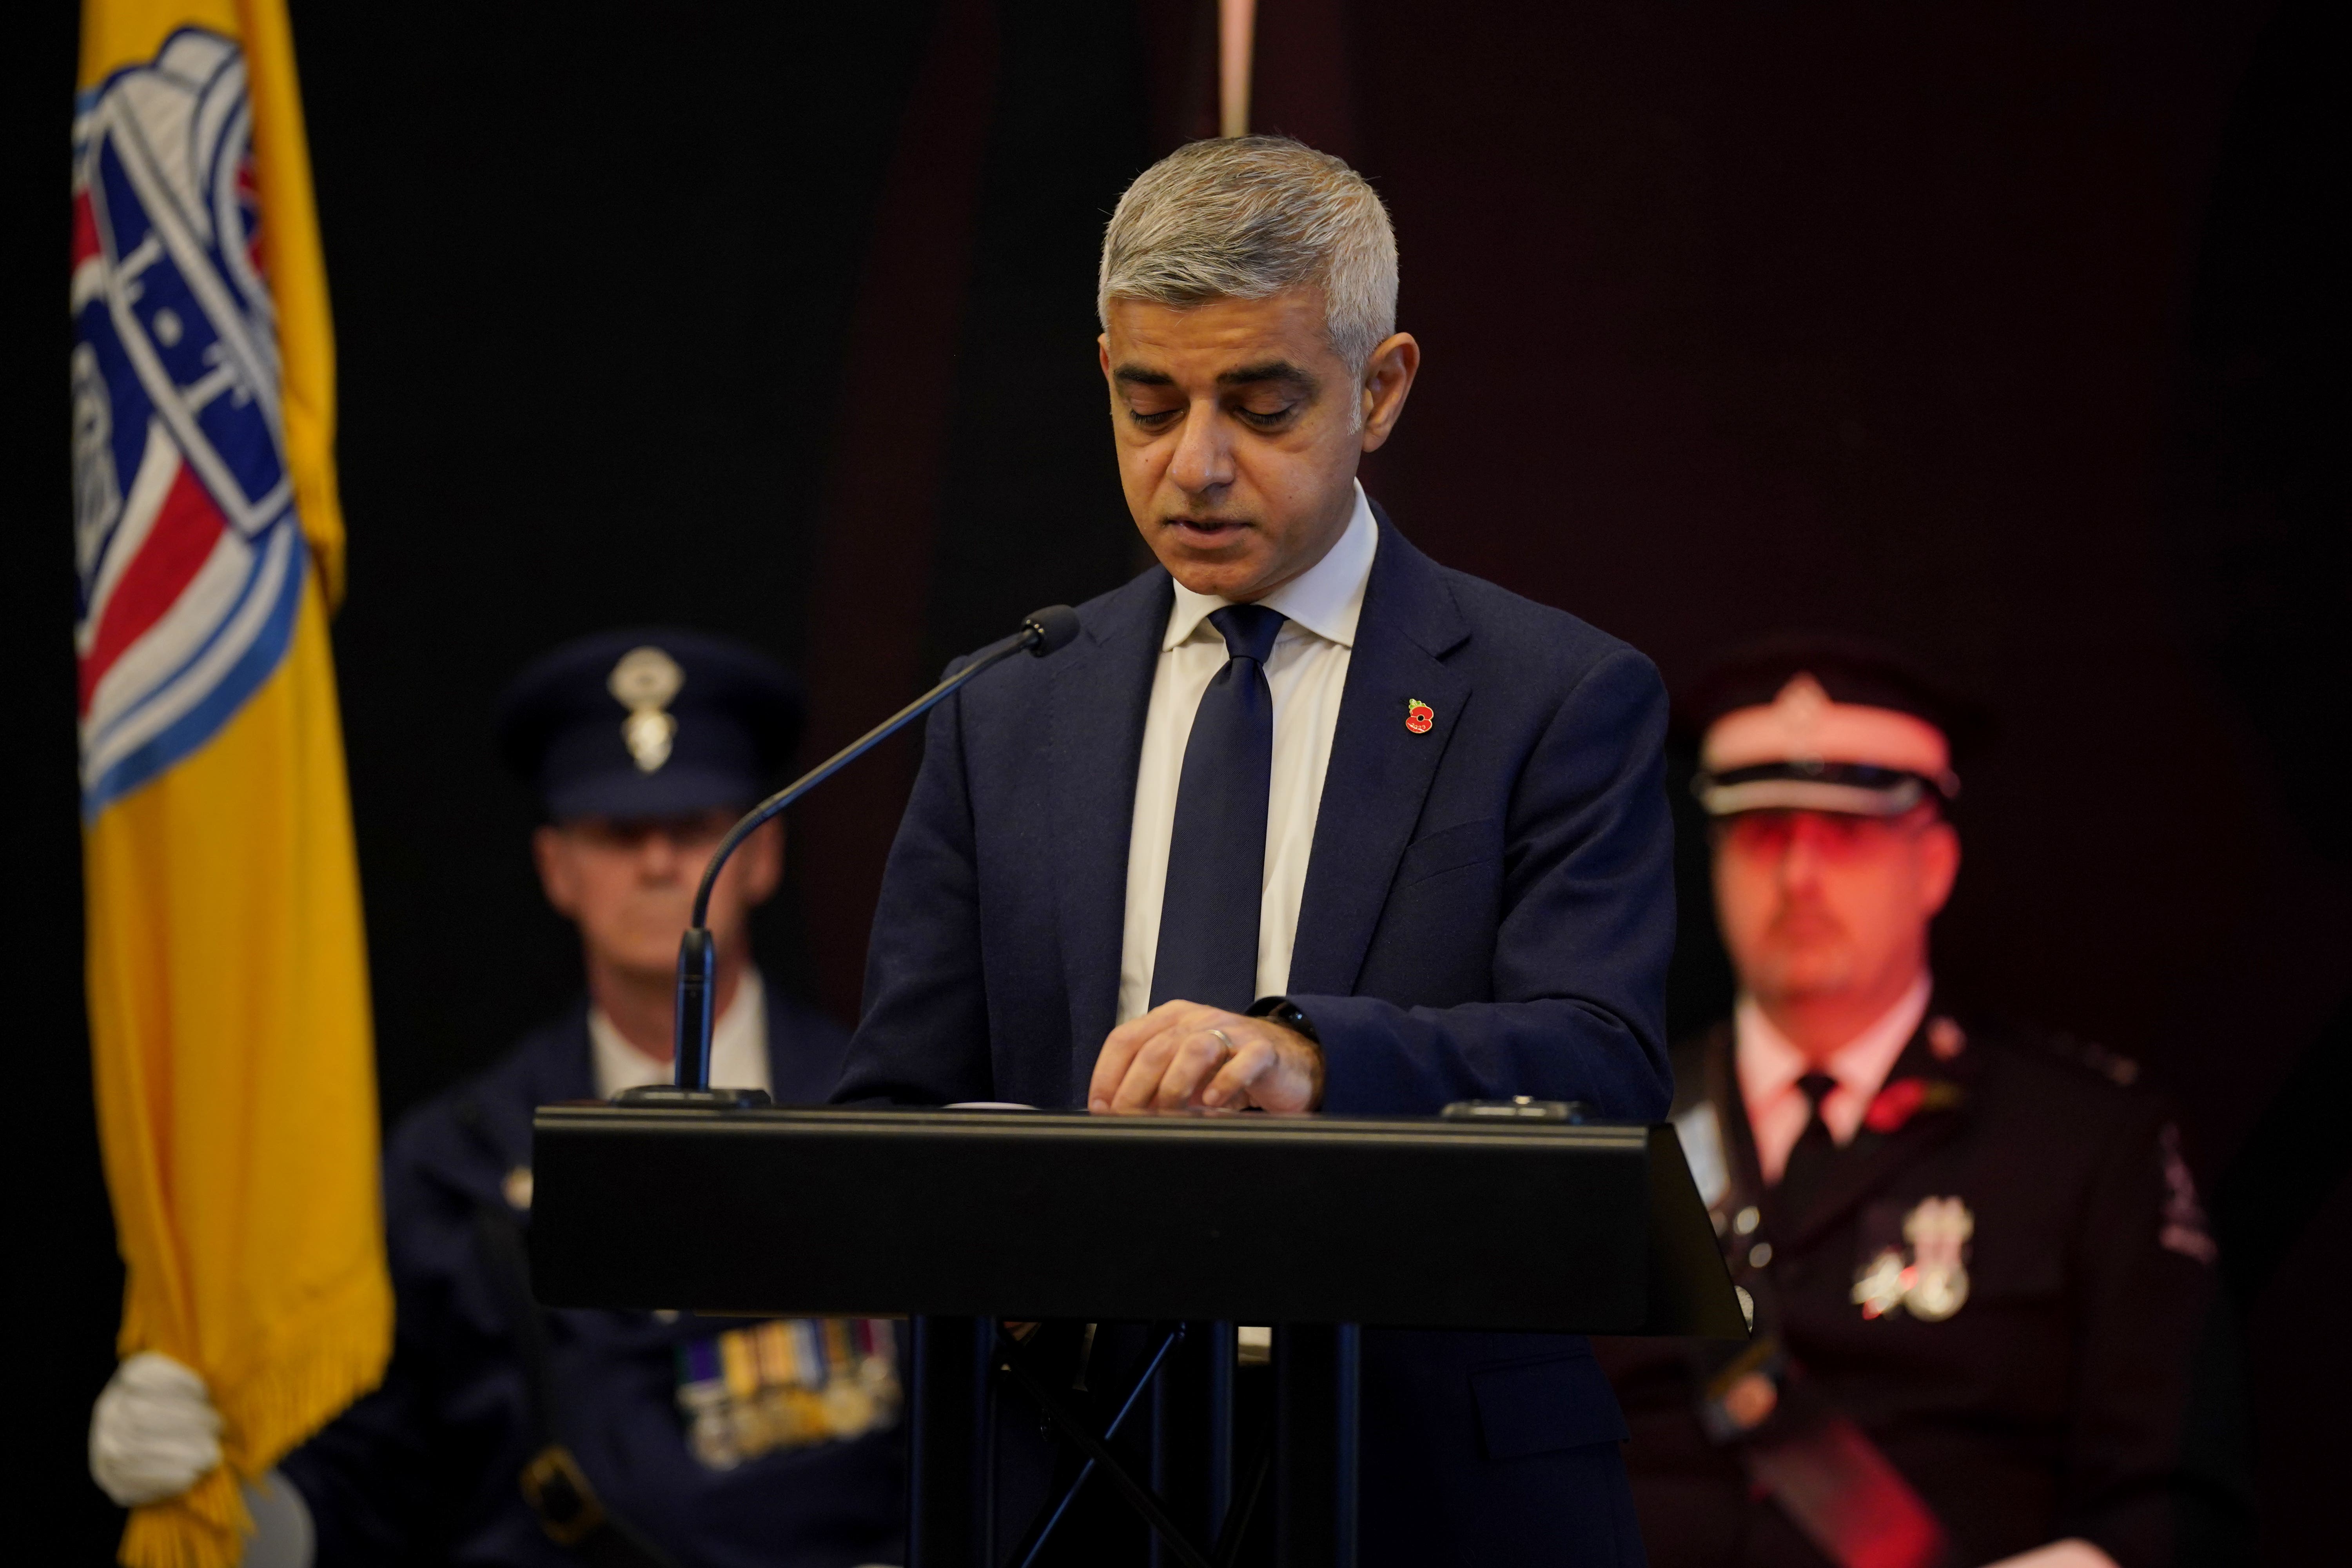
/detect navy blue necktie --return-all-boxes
[1149,604,1288,1011]
[1777,1071,1840,1222]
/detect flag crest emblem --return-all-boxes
[71,26,305,813]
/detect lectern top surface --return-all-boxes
[533,1101,1655,1151]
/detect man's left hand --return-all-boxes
[1089,1002,1324,1114]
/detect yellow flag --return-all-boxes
[74,5,386,1565]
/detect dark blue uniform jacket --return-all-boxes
[835,507,1676,1566]
[282,995,905,1568]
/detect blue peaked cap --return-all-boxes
[494,628,805,822]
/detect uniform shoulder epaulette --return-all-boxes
[2030,1028,2142,1089]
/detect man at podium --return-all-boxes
[837,137,1676,1565]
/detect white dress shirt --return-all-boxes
[1735,971,1931,1184]
[1116,483,1379,1024]
[590,965,773,1100]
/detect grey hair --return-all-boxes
[1097,136,1398,373]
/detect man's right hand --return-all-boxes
[89,1352,222,1507]
[1089,1001,1324,1113]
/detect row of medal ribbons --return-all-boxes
[675,1317,902,1470]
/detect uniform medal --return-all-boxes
[1851,1195,1974,1321]
[674,1316,902,1469]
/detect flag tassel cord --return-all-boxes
[118,1261,390,1568]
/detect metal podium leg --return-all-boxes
[910,1316,995,1568]
[1007,1322,1188,1568]
[1273,1324,1359,1568]
[1151,1321,1236,1567]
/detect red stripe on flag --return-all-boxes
[71,188,101,275]
[80,463,228,716]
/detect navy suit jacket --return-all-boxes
[837,506,1673,1564]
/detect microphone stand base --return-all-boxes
[610,1085,774,1109]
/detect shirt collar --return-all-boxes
[1734,970,1933,1111]
[589,966,767,1100]
[1162,482,1378,652]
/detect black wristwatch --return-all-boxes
[1246,996,1321,1044]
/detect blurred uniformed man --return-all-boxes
[1595,638,2245,1568]
[89,630,905,1568]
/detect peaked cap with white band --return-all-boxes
[1680,637,1987,818]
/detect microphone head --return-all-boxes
[1022,605,1081,656]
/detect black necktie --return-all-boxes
[1776,1071,1840,1222]
[1149,604,1287,1012]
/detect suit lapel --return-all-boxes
[1047,570,1171,1087]
[1287,514,1472,997]
[1776,1014,1982,1252]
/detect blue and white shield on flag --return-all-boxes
[71,27,307,814]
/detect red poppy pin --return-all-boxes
[1863,1077,1965,1134]
[1405,698,1435,734]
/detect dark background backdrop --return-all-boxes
[13,0,2344,1559]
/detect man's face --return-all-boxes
[1100,288,1417,602]
[1711,806,1959,1008]
[533,808,781,982]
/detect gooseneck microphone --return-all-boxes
[615,605,1082,1106]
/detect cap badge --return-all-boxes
[1851,1195,1973,1321]
[609,646,685,774]
[1405,698,1435,735]
[1767,673,1832,763]
[1775,671,1831,716]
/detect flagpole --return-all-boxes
[1219,0,1256,138]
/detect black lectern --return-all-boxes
[530,1105,1744,1566]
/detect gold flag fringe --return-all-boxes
[118,1265,390,1568]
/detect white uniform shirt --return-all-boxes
[1115,484,1379,1024]
[590,965,773,1100]
[1735,971,1931,1184]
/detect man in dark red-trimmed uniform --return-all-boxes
[1597,637,2246,1568]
